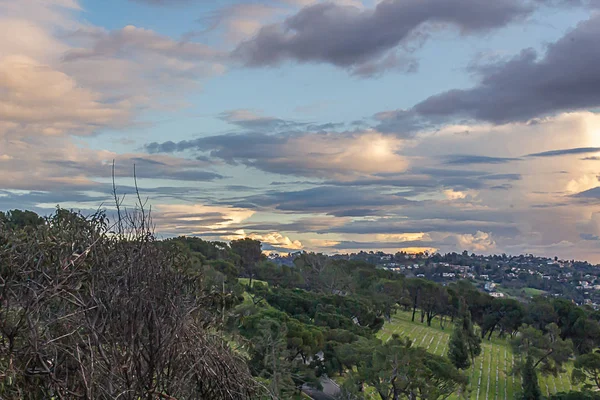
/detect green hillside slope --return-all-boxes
[377,311,576,399]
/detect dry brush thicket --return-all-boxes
[0,208,260,399]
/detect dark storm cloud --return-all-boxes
[163,133,295,171]
[331,240,434,250]
[146,133,284,161]
[373,109,440,135]
[322,169,521,195]
[327,218,519,236]
[148,133,287,170]
[46,158,224,182]
[233,0,532,76]
[444,155,520,165]
[526,147,600,157]
[219,110,308,132]
[240,216,344,233]
[412,167,483,178]
[482,174,522,181]
[573,187,600,198]
[323,175,437,188]
[412,15,600,123]
[490,184,513,190]
[395,206,517,225]
[148,131,396,178]
[234,186,416,216]
[0,190,109,210]
[331,209,382,217]
[581,233,600,240]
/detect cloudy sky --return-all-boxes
[2,0,600,260]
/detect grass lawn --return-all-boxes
[522,287,547,296]
[238,277,268,287]
[376,310,576,400]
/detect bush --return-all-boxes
[0,209,260,399]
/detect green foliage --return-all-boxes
[457,298,482,367]
[0,209,45,230]
[448,323,471,370]
[512,323,573,377]
[264,287,383,334]
[164,236,239,264]
[239,307,325,394]
[521,355,542,400]
[481,298,525,340]
[526,298,559,331]
[255,260,305,288]
[231,238,264,286]
[548,391,600,400]
[572,351,600,390]
[353,335,467,400]
[251,318,295,397]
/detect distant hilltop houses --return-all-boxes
[269,249,600,308]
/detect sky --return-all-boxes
[2,0,600,261]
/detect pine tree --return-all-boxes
[521,355,542,400]
[448,324,471,370]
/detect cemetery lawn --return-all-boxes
[375,310,576,400]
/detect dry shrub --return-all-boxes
[0,208,261,399]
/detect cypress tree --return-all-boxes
[460,299,482,366]
[448,324,471,370]
[522,355,542,400]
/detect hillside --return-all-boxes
[378,311,577,399]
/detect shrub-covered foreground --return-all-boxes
[0,209,260,399]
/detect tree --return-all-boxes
[294,252,331,291]
[448,326,470,370]
[0,209,44,230]
[240,307,324,395]
[481,298,524,340]
[570,317,600,355]
[511,323,573,400]
[418,281,448,326]
[252,319,295,397]
[448,299,480,370]
[522,355,542,400]
[230,238,264,287]
[354,336,467,400]
[460,300,482,366]
[526,298,558,331]
[548,392,600,400]
[406,278,425,322]
[572,351,600,391]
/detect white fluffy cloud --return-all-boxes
[454,231,496,252]
[0,55,131,137]
[152,204,256,235]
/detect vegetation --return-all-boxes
[0,208,259,399]
[521,355,542,400]
[4,207,600,399]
